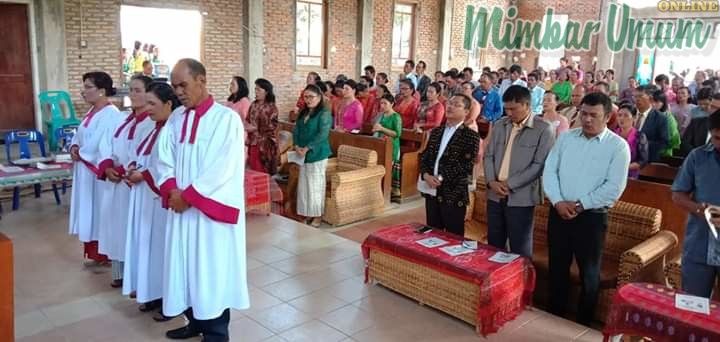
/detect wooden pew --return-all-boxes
[619,179,688,258]
[639,163,679,185]
[398,129,429,201]
[659,156,685,168]
[0,233,13,342]
[278,121,393,205]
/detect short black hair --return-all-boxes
[710,109,720,131]
[462,67,473,74]
[142,60,152,67]
[405,59,415,68]
[606,69,615,76]
[544,91,559,102]
[636,84,659,97]
[652,90,668,112]
[452,94,472,110]
[594,81,609,92]
[379,93,396,105]
[343,79,358,90]
[427,82,441,95]
[444,70,458,78]
[654,74,669,84]
[356,83,368,93]
[417,60,426,69]
[509,64,522,74]
[502,85,531,105]
[364,65,376,74]
[377,72,388,81]
[527,72,539,81]
[697,87,714,101]
[82,71,116,97]
[498,67,508,73]
[581,92,613,116]
[461,81,475,89]
[618,102,638,117]
[130,74,153,88]
[360,75,374,87]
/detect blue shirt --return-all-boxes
[690,106,709,119]
[671,144,720,265]
[475,88,504,123]
[543,128,631,209]
[530,86,545,115]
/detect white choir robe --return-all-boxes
[69,104,122,243]
[155,97,249,320]
[123,122,168,303]
[97,112,155,261]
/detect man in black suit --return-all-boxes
[419,94,481,236]
[634,85,670,162]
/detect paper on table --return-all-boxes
[705,207,719,239]
[489,252,521,263]
[36,162,61,170]
[287,151,305,166]
[0,165,24,173]
[54,154,72,163]
[415,237,449,248]
[675,293,710,315]
[417,175,436,197]
[440,245,475,257]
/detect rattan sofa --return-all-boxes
[466,177,679,322]
[322,145,386,226]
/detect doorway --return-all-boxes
[0,2,35,130]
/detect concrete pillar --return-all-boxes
[358,0,373,76]
[595,0,614,72]
[244,0,264,99]
[34,0,68,92]
[438,0,453,71]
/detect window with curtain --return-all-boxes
[296,0,326,67]
[391,3,415,67]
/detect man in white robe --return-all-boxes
[155,58,248,341]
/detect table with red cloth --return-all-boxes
[603,282,720,342]
[244,170,283,215]
[361,223,535,336]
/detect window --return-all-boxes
[296,0,326,67]
[392,3,415,68]
[120,5,202,87]
[537,14,568,71]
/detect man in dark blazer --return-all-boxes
[634,85,670,162]
[483,85,555,258]
[680,115,711,156]
[419,94,481,236]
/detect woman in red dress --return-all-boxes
[415,82,445,132]
[246,78,279,174]
[393,79,420,129]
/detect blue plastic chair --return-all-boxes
[39,91,81,151]
[4,130,61,209]
[54,125,77,194]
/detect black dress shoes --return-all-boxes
[165,325,201,340]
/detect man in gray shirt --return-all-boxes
[484,85,555,258]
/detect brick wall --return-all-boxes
[263,0,359,116]
[515,0,602,73]
[449,0,510,72]
[64,0,243,113]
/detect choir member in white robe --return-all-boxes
[122,82,179,319]
[156,59,248,342]
[69,71,121,266]
[97,75,155,287]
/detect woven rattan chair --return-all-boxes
[322,145,386,226]
[467,176,678,322]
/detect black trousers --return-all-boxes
[185,307,230,341]
[425,196,466,237]
[547,207,608,326]
[486,199,536,258]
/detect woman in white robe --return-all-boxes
[69,71,122,266]
[97,75,156,287]
[154,59,248,341]
[122,82,179,319]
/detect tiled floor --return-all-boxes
[2,193,603,341]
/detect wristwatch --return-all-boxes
[575,201,584,213]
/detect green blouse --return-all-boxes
[376,112,403,162]
[293,107,333,163]
[552,81,573,104]
[661,111,681,157]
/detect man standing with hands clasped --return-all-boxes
[542,92,630,325]
[672,110,720,299]
[156,58,249,342]
[484,85,555,258]
[419,94,480,237]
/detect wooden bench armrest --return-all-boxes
[618,230,678,286]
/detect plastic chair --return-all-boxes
[4,130,61,209]
[54,125,77,194]
[39,91,81,151]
